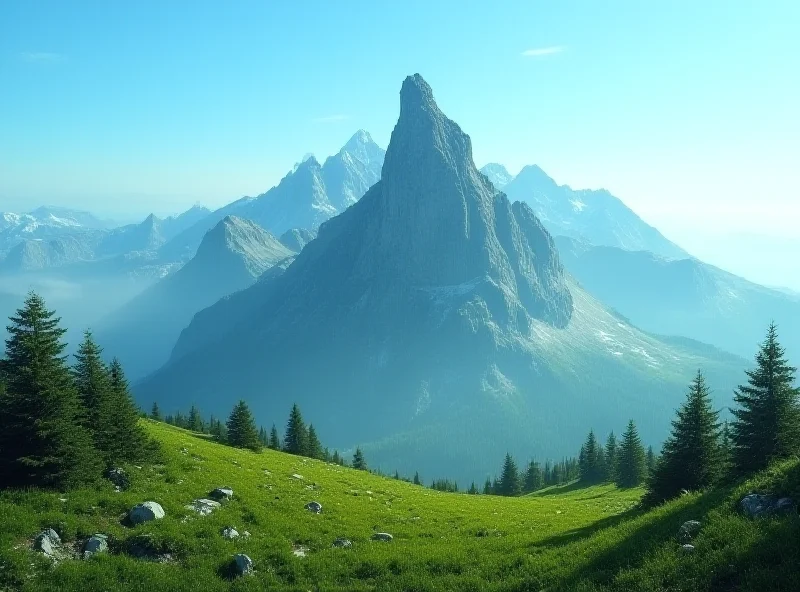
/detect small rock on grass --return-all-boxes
[371,533,393,542]
[209,487,234,501]
[233,553,254,576]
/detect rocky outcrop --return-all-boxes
[128,502,165,525]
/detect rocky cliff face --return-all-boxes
[137,75,744,481]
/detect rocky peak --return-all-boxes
[480,163,514,190]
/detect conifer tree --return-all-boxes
[498,453,521,496]
[283,403,308,455]
[0,293,101,488]
[226,400,261,451]
[268,424,281,450]
[719,419,732,474]
[616,420,646,488]
[524,461,544,492]
[644,371,721,504]
[731,323,800,475]
[151,402,162,421]
[468,481,478,494]
[306,424,324,459]
[604,431,618,482]
[646,446,656,474]
[483,477,492,495]
[352,447,367,470]
[102,358,150,464]
[188,405,203,432]
[332,450,342,465]
[413,471,422,486]
[72,330,111,439]
[579,430,604,483]
[258,426,268,446]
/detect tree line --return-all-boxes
[0,293,156,490]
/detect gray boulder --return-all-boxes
[185,498,221,515]
[233,553,254,576]
[333,537,353,549]
[304,501,322,514]
[740,493,796,519]
[83,534,109,558]
[105,467,130,490]
[681,544,695,554]
[678,520,702,543]
[209,487,233,501]
[129,501,165,525]
[371,533,393,542]
[221,527,239,540]
[33,529,62,557]
[776,497,797,515]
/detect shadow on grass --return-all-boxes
[530,480,588,497]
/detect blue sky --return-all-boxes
[1,0,798,286]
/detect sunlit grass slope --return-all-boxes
[1,420,798,591]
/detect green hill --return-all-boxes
[1,421,798,591]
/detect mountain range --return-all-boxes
[96,216,296,380]
[135,74,747,482]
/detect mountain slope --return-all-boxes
[0,235,96,272]
[97,216,295,380]
[555,235,800,360]
[159,131,385,261]
[480,163,513,190]
[500,165,689,260]
[137,74,746,481]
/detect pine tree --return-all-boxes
[579,430,604,483]
[644,371,722,504]
[0,293,101,488]
[413,471,422,486]
[731,323,800,475]
[72,331,112,437]
[524,461,544,492]
[306,424,324,459]
[187,405,203,432]
[283,403,308,455]
[151,402,162,421]
[226,400,261,451]
[332,450,342,465]
[268,424,281,450]
[616,420,647,488]
[646,446,656,474]
[498,453,521,496]
[483,477,492,495]
[604,431,618,482]
[102,358,150,465]
[258,426,268,446]
[352,447,367,470]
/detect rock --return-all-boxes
[128,501,165,525]
[681,544,695,554]
[678,520,702,543]
[209,487,233,501]
[371,533,393,542]
[83,534,108,558]
[242,531,251,538]
[292,474,304,480]
[739,493,796,519]
[34,529,61,556]
[233,553,254,576]
[304,501,322,514]
[185,498,221,515]
[680,489,690,496]
[776,497,797,515]
[292,544,309,558]
[105,467,130,490]
[221,527,239,540]
[332,538,353,549]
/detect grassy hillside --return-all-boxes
[1,420,798,591]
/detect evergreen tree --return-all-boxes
[103,358,150,464]
[151,402,162,421]
[283,403,308,455]
[720,419,732,474]
[352,447,367,470]
[72,331,113,455]
[332,450,342,465]
[259,426,268,446]
[0,293,101,488]
[174,411,186,429]
[731,323,800,475]
[645,371,721,504]
[498,453,521,496]
[616,420,647,488]
[483,477,493,495]
[413,471,422,486]
[524,461,544,493]
[604,431,618,482]
[187,405,203,432]
[268,424,281,450]
[306,424,324,459]
[646,446,656,474]
[226,400,261,451]
[579,430,604,483]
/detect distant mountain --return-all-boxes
[555,235,800,361]
[0,235,96,272]
[479,163,513,190]
[495,165,689,260]
[160,205,211,241]
[96,214,166,257]
[137,74,745,482]
[96,216,295,380]
[279,228,317,252]
[159,131,385,261]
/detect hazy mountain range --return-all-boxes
[134,74,747,481]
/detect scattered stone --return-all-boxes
[83,534,108,558]
[59,498,68,503]
[209,487,234,501]
[305,501,322,514]
[105,467,130,491]
[680,489,690,496]
[233,553,254,576]
[291,474,304,480]
[679,520,702,543]
[128,501,165,525]
[292,544,309,558]
[242,531,251,538]
[740,493,797,519]
[371,533,393,542]
[185,498,221,515]
[33,529,62,557]
[332,538,352,549]
[221,527,239,540]
[681,544,695,554]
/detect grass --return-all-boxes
[1,420,798,591]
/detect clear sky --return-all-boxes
[1,0,798,286]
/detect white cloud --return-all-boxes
[311,114,350,124]
[20,52,66,63]
[521,46,564,58]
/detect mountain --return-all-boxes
[96,216,295,380]
[158,131,385,261]
[161,205,212,241]
[96,214,165,257]
[279,228,317,252]
[0,235,96,272]
[480,163,513,190]
[136,74,746,482]
[555,235,800,361]
[498,165,689,260]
